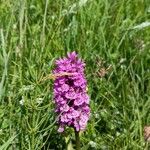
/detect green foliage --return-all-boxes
[0,0,150,149]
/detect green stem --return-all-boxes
[75,130,80,150]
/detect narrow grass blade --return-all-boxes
[0,135,17,150]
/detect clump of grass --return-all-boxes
[0,0,150,149]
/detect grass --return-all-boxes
[0,0,150,149]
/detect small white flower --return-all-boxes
[20,85,34,93]
[79,0,88,7]
[36,98,43,104]
[51,15,55,20]
[94,113,100,119]
[119,58,126,64]
[120,65,126,69]
[89,141,97,148]
[69,3,76,14]
[19,97,24,105]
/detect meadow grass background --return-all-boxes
[0,0,150,149]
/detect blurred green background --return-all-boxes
[0,0,150,149]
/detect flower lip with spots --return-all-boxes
[53,51,90,132]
